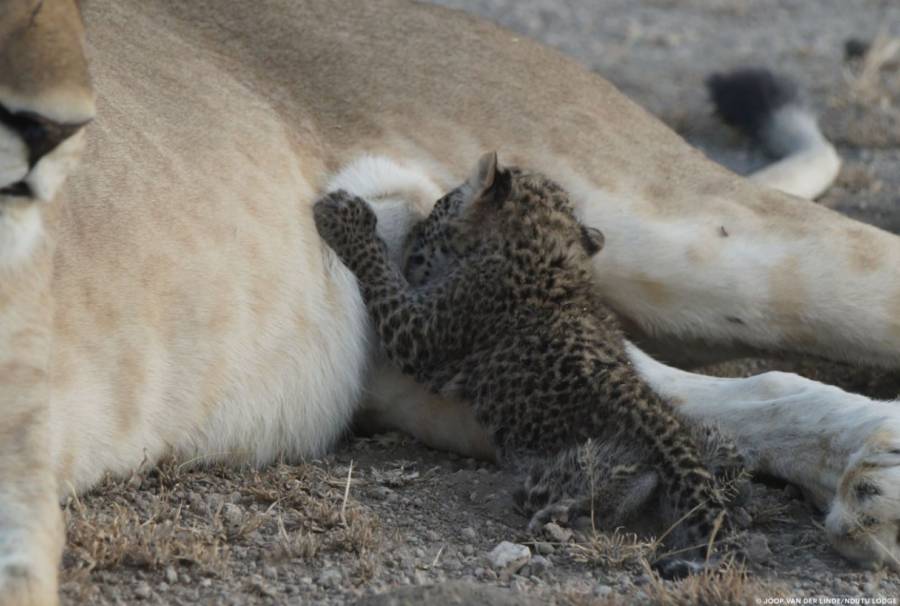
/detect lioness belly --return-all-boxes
[45,12,371,491]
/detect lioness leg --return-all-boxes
[0,233,61,606]
[625,341,900,571]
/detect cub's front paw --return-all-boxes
[313,190,378,261]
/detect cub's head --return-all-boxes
[1,0,94,204]
[403,152,604,286]
[825,432,900,571]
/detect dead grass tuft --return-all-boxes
[641,561,790,606]
[570,529,659,571]
[64,493,227,580]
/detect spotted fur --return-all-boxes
[314,153,741,563]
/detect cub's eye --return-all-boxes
[855,483,881,500]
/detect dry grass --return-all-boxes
[570,529,660,571]
[641,561,790,606]
[61,457,384,597]
[63,486,229,579]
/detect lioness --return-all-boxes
[2,1,899,603]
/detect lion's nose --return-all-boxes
[0,104,89,168]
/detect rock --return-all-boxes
[263,565,278,580]
[463,544,475,556]
[529,555,552,575]
[543,523,573,543]
[134,582,152,600]
[222,503,243,526]
[487,541,531,575]
[594,584,613,597]
[744,533,772,564]
[534,542,554,555]
[461,527,477,540]
[318,568,343,589]
[164,566,178,585]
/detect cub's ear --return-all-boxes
[467,151,512,207]
[580,226,605,256]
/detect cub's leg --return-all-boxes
[313,190,490,381]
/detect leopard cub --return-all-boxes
[314,152,744,573]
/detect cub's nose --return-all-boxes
[0,104,89,168]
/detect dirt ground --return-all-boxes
[60,1,900,604]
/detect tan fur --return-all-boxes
[3,0,900,602]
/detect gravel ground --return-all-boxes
[60,1,900,604]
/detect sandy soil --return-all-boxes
[59,1,900,604]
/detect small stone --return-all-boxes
[534,541,555,555]
[595,584,613,597]
[262,565,278,580]
[634,574,651,586]
[222,503,243,526]
[134,582,152,600]
[371,485,394,500]
[462,544,475,556]
[200,578,211,588]
[318,568,343,589]
[744,533,772,564]
[164,566,178,585]
[543,522,573,543]
[461,527,477,540]
[487,541,531,574]
[530,555,552,574]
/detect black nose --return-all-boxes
[0,104,88,169]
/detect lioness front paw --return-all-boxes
[313,190,378,266]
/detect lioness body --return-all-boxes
[3,0,900,602]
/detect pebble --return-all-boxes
[461,527,477,540]
[530,555,553,575]
[595,584,614,597]
[263,565,278,580]
[164,566,178,585]
[462,544,475,556]
[543,522,573,543]
[744,533,772,564]
[371,486,395,500]
[134,582,152,600]
[222,503,243,526]
[487,541,531,574]
[534,541,555,555]
[318,568,343,589]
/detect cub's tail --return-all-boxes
[706,68,840,200]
